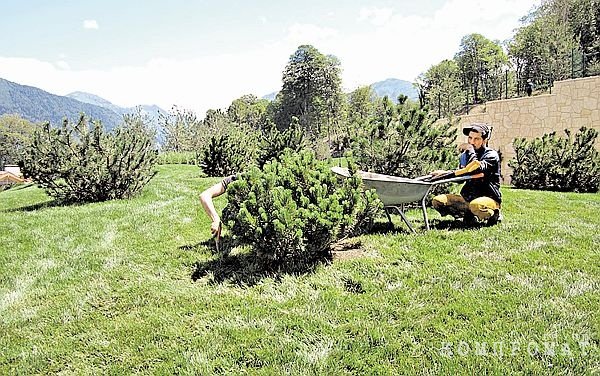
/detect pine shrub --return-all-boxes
[22,113,157,203]
[255,120,306,168]
[509,127,600,192]
[351,104,456,178]
[222,150,382,268]
[197,133,253,177]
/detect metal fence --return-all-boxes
[463,49,600,114]
[427,49,600,118]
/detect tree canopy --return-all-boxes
[0,113,36,170]
[275,45,344,139]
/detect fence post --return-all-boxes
[571,48,575,79]
[505,70,508,99]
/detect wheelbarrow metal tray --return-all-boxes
[351,170,432,206]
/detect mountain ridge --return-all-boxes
[370,78,418,102]
[261,78,418,102]
[66,91,166,118]
[0,78,166,134]
[0,78,123,130]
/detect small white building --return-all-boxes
[3,165,22,177]
[0,165,25,185]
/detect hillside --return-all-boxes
[66,91,166,144]
[0,78,123,130]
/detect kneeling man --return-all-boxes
[431,123,503,225]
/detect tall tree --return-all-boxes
[227,94,269,129]
[347,86,375,127]
[552,0,600,75]
[508,3,577,91]
[275,45,344,140]
[421,59,465,118]
[159,106,201,152]
[455,34,508,103]
[332,85,375,156]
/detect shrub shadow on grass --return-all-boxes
[189,236,326,286]
[179,236,236,254]
[0,182,35,192]
[366,217,486,233]
[367,221,414,235]
[428,218,484,230]
[2,199,65,213]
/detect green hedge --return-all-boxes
[509,127,599,193]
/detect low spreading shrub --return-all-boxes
[22,113,157,203]
[222,150,382,268]
[509,127,599,192]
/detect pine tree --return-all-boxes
[22,113,157,203]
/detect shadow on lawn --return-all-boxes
[429,218,485,230]
[2,199,66,213]
[1,182,35,192]
[187,236,325,286]
[368,221,413,235]
[357,217,483,234]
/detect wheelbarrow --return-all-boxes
[331,163,483,232]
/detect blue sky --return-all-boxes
[0,0,540,115]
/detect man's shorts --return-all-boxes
[221,174,238,190]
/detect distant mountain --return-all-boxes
[67,91,166,145]
[261,78,418,102]
[67,91,123,114]
[0,78,123,130]
[370,78,418,102]
[261,91,278,101]
[66,91,166,120]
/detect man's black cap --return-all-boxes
[462,123,491,139]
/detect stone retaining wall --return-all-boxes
[452,75,600,184]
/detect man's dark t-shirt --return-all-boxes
[460,146,502,204]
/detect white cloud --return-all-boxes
[358,7,393,26]
[286,23,339,47]
[0,50,287,117]
[55,60,70,70]
[326,0,540,90]
[83,20,99,29]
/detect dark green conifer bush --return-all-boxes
[255,120,306,168]
[22,113,157,203]
[351,103,456,178]
[509,127,599,192]
[222,150,382,267]
[198,133,253,177]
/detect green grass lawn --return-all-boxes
[1,164,598,375]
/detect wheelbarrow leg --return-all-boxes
[385,208,394,228]
[421,197,430,230]
[387,205,416,233]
